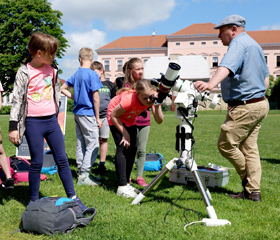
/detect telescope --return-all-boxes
[150,62,181,104]
[132,57,230,228]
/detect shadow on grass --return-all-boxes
[139,184,210,221]
[261,158,280,164]
[68,154,118,192]
[69,153,235,201]
[0,184,48,206]
[145,171,234,194]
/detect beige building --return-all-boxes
[96,22,280,83]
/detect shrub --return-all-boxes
[67,99,74,112]
[0,105,11,114]
[267,76,280,109]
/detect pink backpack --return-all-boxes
[0,156,47,184]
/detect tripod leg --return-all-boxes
[191,170,215,217]
[192,170,212,206]
[190,169,231,226]
[131,158,177,205]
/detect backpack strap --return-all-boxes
[77,207,96,226]
[9,228,22,235]
[156,153,165,166]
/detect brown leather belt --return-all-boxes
[228,96,265,108]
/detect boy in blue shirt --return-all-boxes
[61,47,103,186]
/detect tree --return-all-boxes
[268,76,280,109]
[265,75,275,99]
[0,0,68,94]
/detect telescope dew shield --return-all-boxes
[165,62,181,81]
[157,62,181,103]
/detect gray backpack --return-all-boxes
[20,196,96,235]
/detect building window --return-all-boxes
[105,77,110,82]
[117,59,123,71]
[264,56,267,64]
[176,42,180,46]
[190,42,194,45]
[104,60,110,71]
[201,42,206,45]
[212,57,218,68]
[277,56,280,67]
[213,41,218,45]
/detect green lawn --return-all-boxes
[0,110,279,240]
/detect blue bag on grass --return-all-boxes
[143,151,165,171]
[41,150,57,175]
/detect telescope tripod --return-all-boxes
[131,104,230,227]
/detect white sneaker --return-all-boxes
[127,184,141,194]
[117,185,138,198]
[77,173,101,186]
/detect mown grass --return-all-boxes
[0,110,279,240]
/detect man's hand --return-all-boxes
[194,81,212,92]
[195,66,230,92]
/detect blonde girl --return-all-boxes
[123,58,151,186]
[122,58,144,87]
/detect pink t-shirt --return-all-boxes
[27,63,56,117]
[107,90,149,127]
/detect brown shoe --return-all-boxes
[229,191,261,202]
[229,191,245,199]
[245,191,261,202]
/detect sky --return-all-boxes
[49,0,280,80]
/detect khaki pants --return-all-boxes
[218,99,269,193]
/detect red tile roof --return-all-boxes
[98,35,168,50]
[171,23,217,35]
[97,23,280,50]
[247,30,280,44]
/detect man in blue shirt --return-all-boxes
[195,15,269,202]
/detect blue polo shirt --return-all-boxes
[66,68,103,116]
[219,32,269,102]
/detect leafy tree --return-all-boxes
[265,75,275,99]
[0,0,68,94]
[268,76,280,109]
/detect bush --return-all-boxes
[67,99,74,112]
[267,76,280,109]
[265,75,275,99]
[0,105,11,114]
[161,102,168,112]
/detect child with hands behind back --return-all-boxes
[107,79,164,198]
[8,32,87,211]
[61,48,103,187]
